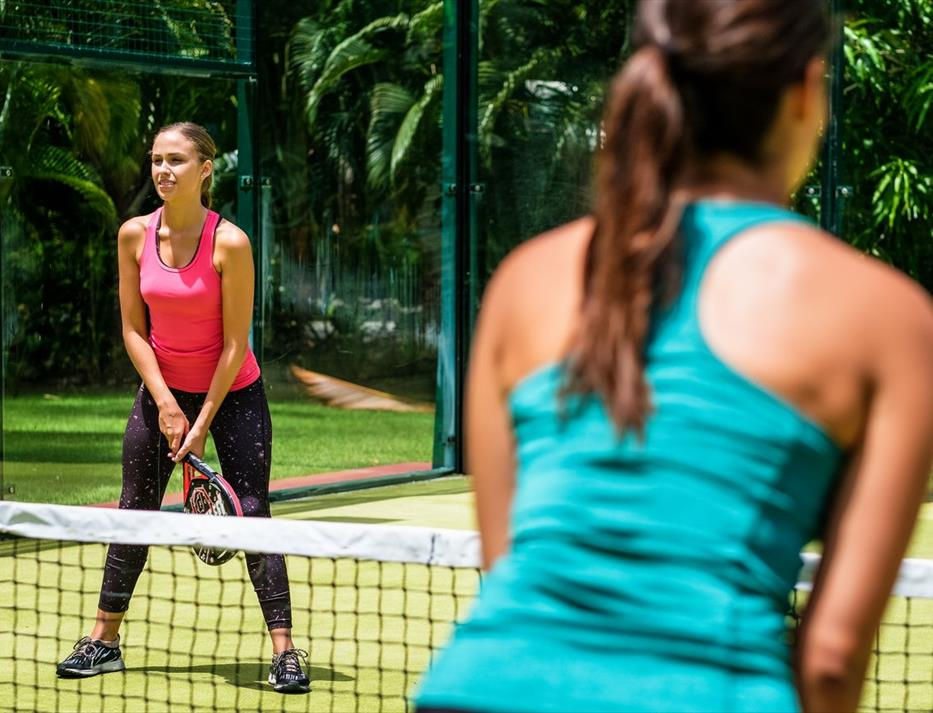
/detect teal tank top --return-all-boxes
[416,201,844,713]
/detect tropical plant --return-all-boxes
[0,63,139,383]
[1,0,929,391]
[842,0,933,286]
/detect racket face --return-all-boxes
[182,456,243,566]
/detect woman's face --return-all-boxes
[150,130,210,205]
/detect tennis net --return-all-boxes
[1,500,931,712]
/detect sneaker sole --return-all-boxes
[57,659,126,678]
[267,673,310,693]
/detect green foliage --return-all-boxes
[256,1,444,391]
[0,63,140,384]
[842,0,933,285]
[2,0,930,392]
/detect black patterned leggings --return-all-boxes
[98,377,292,630]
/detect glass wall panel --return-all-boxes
[474,2,629,289]
[255,1,442,472]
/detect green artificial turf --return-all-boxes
[1,522,930,713]
[0,536,478,713]
[1,391,434,506]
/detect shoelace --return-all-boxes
[72,637,95,657]
[274,648,308,675]
[71,635,118,658]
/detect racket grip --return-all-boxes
[183,453,209,471]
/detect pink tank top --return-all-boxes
[138,207,261,393]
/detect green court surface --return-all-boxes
[0,537,478,713]
[3,478,933,712]
[273,476,474,530]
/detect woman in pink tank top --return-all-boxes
[55,123,310,693]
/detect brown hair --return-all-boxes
[565,0,830,434]
[154,122,217,209]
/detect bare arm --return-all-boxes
[118,218,189,453]
[174,222,255,461]
[796,285,933,713]
[467,269,518,570]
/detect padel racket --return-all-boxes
[183,453,243,566]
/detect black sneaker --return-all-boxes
[268,648,310,693]
[56,636,125,678]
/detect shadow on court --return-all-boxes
[139,662,353,690]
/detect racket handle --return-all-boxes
[183,453,210,472]
[183,462,192,498]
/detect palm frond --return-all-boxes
[870,158,931,228]
[407,2,443,43]
[288,18,342,92]
[904,62,933,132]
[367,83,416,190]
[29,145,117,225]
[301,14,410,129]
[391,75,443,181]
[479,48,551,162]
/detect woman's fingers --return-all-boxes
[165,417,190,458]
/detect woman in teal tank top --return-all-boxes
[416,2,933,712]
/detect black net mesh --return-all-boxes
[0,1,249,68]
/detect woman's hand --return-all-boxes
[173,425,207,462]
[158,401,190,458]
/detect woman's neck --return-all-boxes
[161,200,208,233]
[678,154,789,206]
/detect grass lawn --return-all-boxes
[1,390,434,506]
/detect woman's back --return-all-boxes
[418,201,855,712]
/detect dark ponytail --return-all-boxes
[564,45,686,435]
[564,0,830,435]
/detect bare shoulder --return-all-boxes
[480,217,594,384]
[214,219,251,252]
[727,220,933,360]
[485,216,593,305]
[117,215,149,261]
[782,223,932,335]
[117,215,148,242]
[213,220,253,274]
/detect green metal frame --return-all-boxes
[820,0,849,235]
[0,0,250,76]
[434,0,478,473]
[0,40,254,78]
[234,0,262,351]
